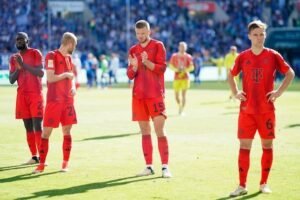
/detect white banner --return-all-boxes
[0,66,226,85]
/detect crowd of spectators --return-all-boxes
[0,0,298,69]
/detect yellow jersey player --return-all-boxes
[169,42,194,115]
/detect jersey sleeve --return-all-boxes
[127,48,137,80]
[9,55,16,72]
[45,52,56,71]
[230,54,242,76]
[34,49,43,67]
[274,51,290,74]
[152,42,167,75]
[169,54,179,72]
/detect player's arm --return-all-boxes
[127,54,138,80]
[169,63,179,72]
[266,68,295,102]
[9,69,20,84]
[9,56,20,84]
[14,54,44,77]
[227,56,246,101]
[228,72,246,101]
[142,42,166,75]
[46,69,73,83]
[184,57,194,73]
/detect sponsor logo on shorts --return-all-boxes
[48,118,54,125]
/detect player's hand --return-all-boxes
[266,90,281,102]
[64,72,74,80]
[13,54,23,70]
[235,91,247,101]
[141,51,148,63]
[70,87,76,96]
[128,54,138,72]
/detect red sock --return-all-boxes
[26,132,37,156]
[158,136,169,165]
[260,148,273,185]
[35,131,42,152]
[39,138,49,164]
[238,148,250,187]
[63,135,72,162]
[142,135,153,165]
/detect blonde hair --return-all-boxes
[179,41,187,51]
[61,32,77,46]
[135,20,150,30]
[248,20,267,33]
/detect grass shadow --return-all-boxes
[80,132,139,141]
[215,191,261,200]
[222,112,239,115]
[16,175,161,199]
[0,171,60,183]
[200,101,226,105]
[284,124,300,129]
[0,164,37,172]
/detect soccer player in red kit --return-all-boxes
[9,32,44,164]
[228,20,295,197]
[33,32,77,173]
[127,20,172,178]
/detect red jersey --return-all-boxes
[9,48,43,94]
[169,53,193,80]
[45,50,74,103]
[127,39,166,99]
[231,48,290,114]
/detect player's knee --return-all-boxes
[261,140,273,149]
[62,126,72,134]
[33,118,42,131]
[239,140,252,149]
[23,119,33,132]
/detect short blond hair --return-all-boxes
[248,20,267,33]
[135,20,150,30]
[61,32,77,46]
[179,41,187,51]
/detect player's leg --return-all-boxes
[257,112,275,193]
[30,94,44,154]
[32,117,42,155]
[175,91,181,113]
[60,104,77,172]
[153,115,171,178]
[259,139,273,193]
[61,125,73,172]
[230,139,252,197]
[173,80,181,113]
[23,118,39,164]
[230,113,256,197]
[33,127,53,173]
[181,89,187,115]
[136,121,154,176]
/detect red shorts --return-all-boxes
[132,97,166,121]
[238,112,275,139]
[43,102,77,128]
[16,93,44,119]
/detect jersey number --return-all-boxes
[153,102,164,113]
[67,106,74,116]
[266,119,273,129]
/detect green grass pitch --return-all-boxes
[0,81,299,200]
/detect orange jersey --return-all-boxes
[9,48,43,94]
[169,53,193,80]
[45,50,74,103]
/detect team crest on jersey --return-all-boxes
[251,68,263,83]
[48,60,54,69]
